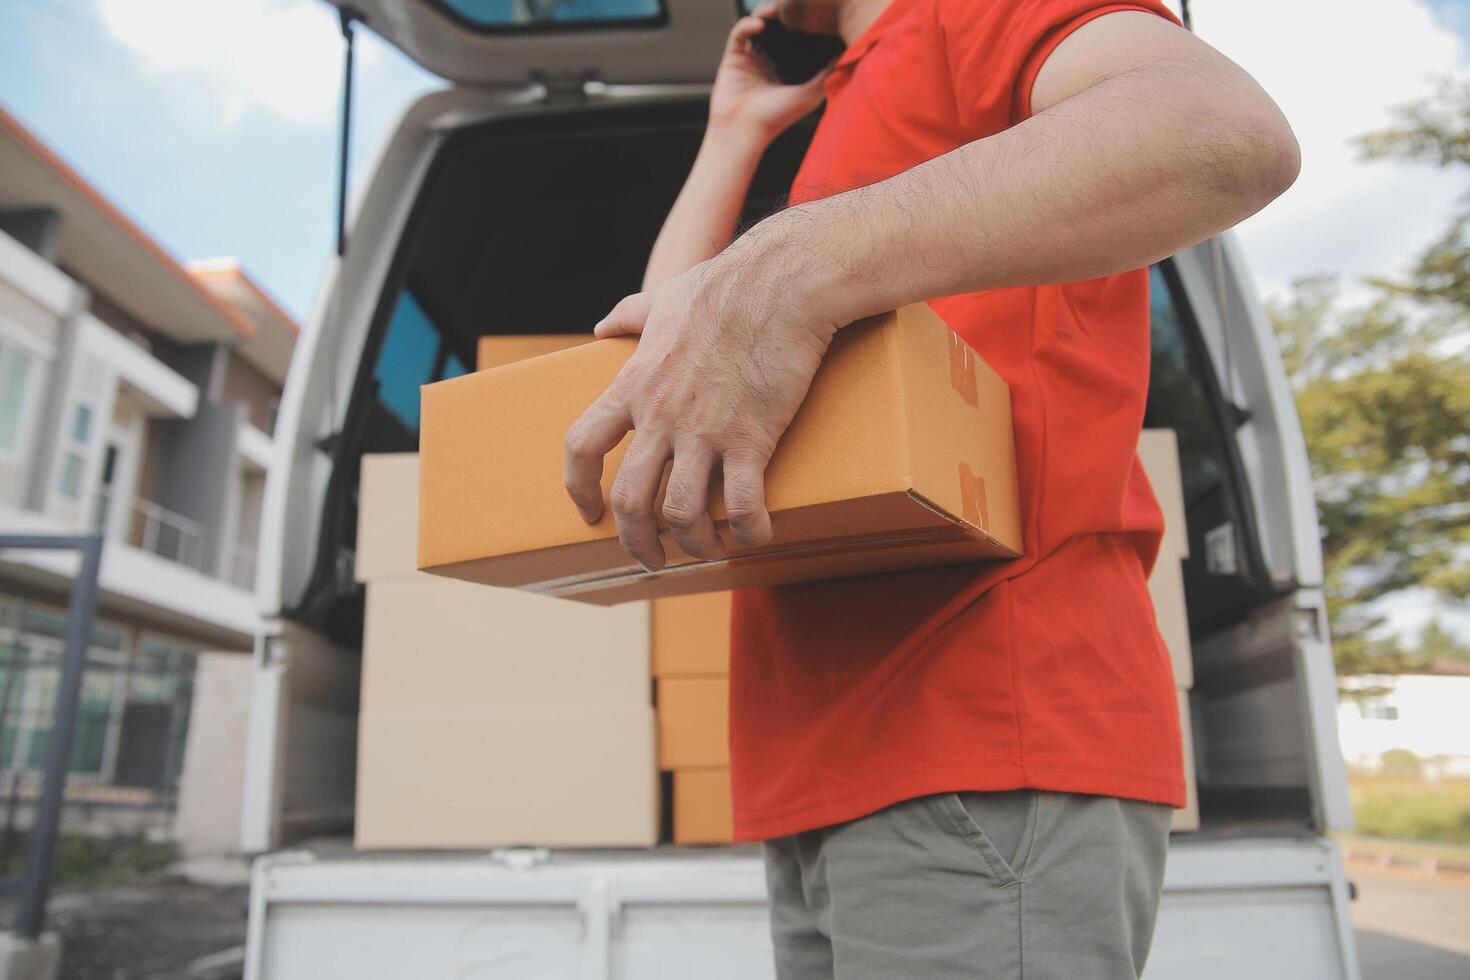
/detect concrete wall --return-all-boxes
[0,207,61,262]
[0,278,59,348]
[235,471,267,550]
[154,400,243,576]
[169,343,223,400]
[220,350,279,433]
[174,652,253,856]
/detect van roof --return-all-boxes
[330,0,731,86]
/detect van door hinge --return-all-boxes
[532,69,598,105]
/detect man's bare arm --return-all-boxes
[569,11,1298,570]
[642,133,766,291]
[722,12,1298,325]
[642,5,829,290]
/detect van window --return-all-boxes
[372,291,467,432]
[431,0,662,29]
[1145,261,1272,633]
[1145,265,1222,502]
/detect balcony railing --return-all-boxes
[97,493,205,571]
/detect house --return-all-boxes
[1338,661,1470,779]
[0,104,298,843]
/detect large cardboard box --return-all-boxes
[652,593,732,678]
[1173,687,1200,832]
[355,452,658,850]
[1149,561,1193,688]
[356,706,657,849]
[673,769,735,844]
[419,304,1021,605]
[477,334,593,372]
[1138,430,1189,563]
[356,453,422,582]
[363,577,650,712]
[1138,430,1193,688]
[657,677,728,769]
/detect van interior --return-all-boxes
[283,98,1322,848]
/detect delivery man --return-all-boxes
[564,0,1298,976]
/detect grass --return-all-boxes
[0,832,177,889]
[1348,772,1470,846]
[1336,831,1470,866]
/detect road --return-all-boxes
[1351,867,1470,979]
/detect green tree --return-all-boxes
[1269,79,1470,678]
[1410,619,1470,670]
[1358,77,1470,313]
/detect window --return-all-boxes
[0,336,36,457]
[1144,265,1223,503]
[71,404,92,442]
[1143,261,1272,630]
[432,0,662,29]
[58,455,82,499]
[56,402,93,501]
[372,291,468,432]
[119,634,199,788]
[0,601,129,778]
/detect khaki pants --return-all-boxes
[762,790,1172,980]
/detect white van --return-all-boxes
[241,2,1361,976]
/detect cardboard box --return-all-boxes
[1173,687,1200,832]
[1148,560,1193,688]
[673,769,735,844]
[652,593,731,678]
[419,304,1022,605]
[477,334,594,372]
[363,578,650,713]
[1138,430,1189,562]
[657,677,728,769]
[1138,429,1193,688]
[356,453,422,582]
[356,706,657,849]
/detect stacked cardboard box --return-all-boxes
[354,452,657,849]
[647,450,1200,841]
[1139,429,1200,832]
[652,593,735,844]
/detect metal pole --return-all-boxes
[336,7,359,259]
[0,776,19,875]
[0,610,25,873]
[14,535,103,939]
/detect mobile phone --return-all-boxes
[749,15,844,85]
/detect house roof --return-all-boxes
[189,258,301,386]
[0,103,256,345]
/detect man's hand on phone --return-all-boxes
[710,3,830,145]
[563,246,840,571]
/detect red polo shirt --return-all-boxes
[729,0,1186,841]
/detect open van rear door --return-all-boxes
[329,0,730,85]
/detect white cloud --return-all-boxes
[1374,588,1470,645]
[1193,0,1468,300]
[96,0,352,128]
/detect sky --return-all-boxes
[2,0,1466,316]
[1,0,1467,636]
[0,0,443,321]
